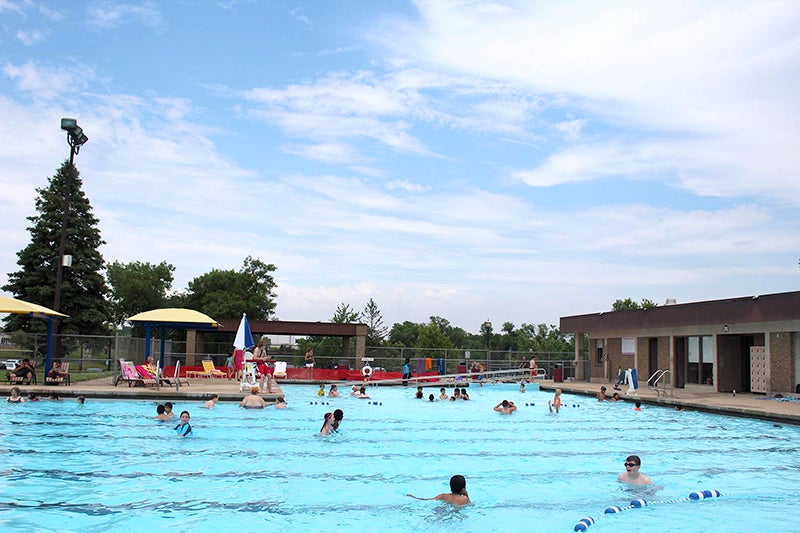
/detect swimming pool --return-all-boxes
[1,384,798,532]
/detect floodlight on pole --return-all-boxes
[53,118,88,315]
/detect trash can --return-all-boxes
[553,364,564,383]
[457,363,467,374]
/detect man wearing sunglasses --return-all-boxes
[618,455,652,485]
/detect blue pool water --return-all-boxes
[1,383,799,532]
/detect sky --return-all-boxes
[1,0,798,334]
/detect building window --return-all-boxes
[688,335,714,384]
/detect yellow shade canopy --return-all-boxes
[0,295,67,318]
[126,308,220,328]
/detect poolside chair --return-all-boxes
[45,361,70,386]
[272,361,288,379]
[240,361,258,392]
[116,360,144,387]
[159,362,189,388]
[201,359,225,379]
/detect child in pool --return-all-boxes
[174,411,192,437]
[548,388,562,414]
[407,475,470,505]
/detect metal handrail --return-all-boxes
[647,369,673,399]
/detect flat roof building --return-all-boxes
[560,291,800,395]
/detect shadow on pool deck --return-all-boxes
[1,376,799,424]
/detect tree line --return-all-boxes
[3,162,648,354]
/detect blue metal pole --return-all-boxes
[159,326,166,369]
[144,326,152,363]
[45,316,55,376]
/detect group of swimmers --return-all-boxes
[414,386,471,402]
[148,401,192,437]
[6,386,84,404]
[406,458,652,507]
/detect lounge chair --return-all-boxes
[45,362,70,386]
[134,364,160,387]
[160,361,189,388]
[272,361,287,379]
[116,360,144,387]
[197,359,225,379]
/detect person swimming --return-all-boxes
[320,409,344,436]
[407,475,471,505]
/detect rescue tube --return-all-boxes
[361,365,373,377]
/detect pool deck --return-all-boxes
[2,376,799,425]
[534,379,800,425]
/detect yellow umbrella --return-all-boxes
[0,294,68,378]
[0,295,67,318]
[126,308,221,372]
[127,308,218,326]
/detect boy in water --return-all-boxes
[618,455,652,485]
[407,475,471,505]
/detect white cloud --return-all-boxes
[86,1,164,30]
[3,61,95,100]
[375,1,800,204]
[15,29,45,45]
[281,142,364,164]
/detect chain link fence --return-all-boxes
[0,331,589,380]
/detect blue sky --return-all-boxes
[1,0,798,332]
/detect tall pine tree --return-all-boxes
[3,161,109,335]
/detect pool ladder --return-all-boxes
[647,369,673,400]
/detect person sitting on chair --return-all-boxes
[8,358,35,383]
[48,360,68,380]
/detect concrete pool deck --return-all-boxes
[2,376,799,425]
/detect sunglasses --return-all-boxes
[623,462,639,467]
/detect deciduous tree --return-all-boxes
[181,256,277,319]
[107,260,175,327]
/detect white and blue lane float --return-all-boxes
[574,490,723,531]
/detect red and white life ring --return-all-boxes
[361,365,373,377]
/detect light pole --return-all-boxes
[53,118,88,313]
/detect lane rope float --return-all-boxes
[574,490,723,531]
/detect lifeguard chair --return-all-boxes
[240,360,258,392]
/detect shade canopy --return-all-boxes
[127,308,219,328]
[0,295,67,319]
[0,294,68,377]
[126,308,221,367]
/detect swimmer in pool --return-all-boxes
[596,386,607,401]
[155,404,171,421]
[7,387,24,403]
[320,409,343,436]
[493,400,517,414]
[407,475,470,505]
[202,394,219,408]
[174,411,192,437]
[618,455,652,485]
[548,388,562,413]
[328,384,340,397]
[240,387,267,408]
[275,396,287,408]
[439,388,449,400]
